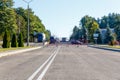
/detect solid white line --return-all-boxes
[36,46,60,80]
[27,48,57,80]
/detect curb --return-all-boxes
[0,46,42,58]
[88,45,120,52]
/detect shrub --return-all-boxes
[11,33,18,47]
[109,40,119,46]
[2,30,11,48]
[109,41,114,46]
[18,33,24,47]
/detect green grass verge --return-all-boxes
[107,45,120,49]
[0,46,33,52]
[0,42,2,46]
[95,45,120,49]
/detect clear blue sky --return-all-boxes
[14,0,120,38]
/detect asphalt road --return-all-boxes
[0,45,120,80]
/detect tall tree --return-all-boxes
[114,20,120,43]
[81,26,87,41]
[80,15,98,42]
[105,27,113,43]
[15,7,46,40]
[88,21,99,42]
[16,14,26,37]
[0,0,13,8]
[70,26,80,40]
[44,30,51,41]
[0,0,17,35]
[81,15,94,28]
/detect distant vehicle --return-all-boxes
[61,37,67,42]
[37,33,45,42]
[71,40,82,45]
[50,36,56,44]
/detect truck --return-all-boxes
[61,37,67,42]
[50,36,56,44]
[37,33,45,42]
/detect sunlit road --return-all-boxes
[0,44,120,80]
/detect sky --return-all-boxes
[14,0,120,38]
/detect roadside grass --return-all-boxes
[0,43,2,46]
[94,45,120,49]
[0,46,33,52]
[108,45,120,49]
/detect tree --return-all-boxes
[81,26,87,41]
[2,30,11,48]
[95,29,102,44]
[44,30,51,41]
[15,7,46,40]
[114,16,120,43]
[0,0,13,8]
[70,26,80,40]
[80,15,98,43]
[18,33,24,47]
[99,16,108,29]
[88,21,99,42]
[105,27,113,44]
[0,0,17,35]
[115,26,120,42]
[81,15,95,28]
[11,33,18,47]
[16,14,26,35]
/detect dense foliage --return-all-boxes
[0,0,17,35]
[0,0,51,42]
[71,13,120,44]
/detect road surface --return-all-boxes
[0,45,120,80]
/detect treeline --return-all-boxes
[0,0,51,41]
[70,13,120,45]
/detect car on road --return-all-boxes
[71,40,83,45]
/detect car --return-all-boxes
[71,40,82,45]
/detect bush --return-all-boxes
[109,40,119,46]
[18,33,24,47]
[109,41,114,46]
[11,33,18,47]
[2,30,11,48]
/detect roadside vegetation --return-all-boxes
[0,0,51,48]
[70,13,120,46]
[0,46,33,52]
[108,46,120,49]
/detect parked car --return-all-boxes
[71,40,82,45]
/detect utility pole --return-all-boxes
[23,0,33,46]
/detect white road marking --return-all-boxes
[36,46,60,80]
[27,47,59,80]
